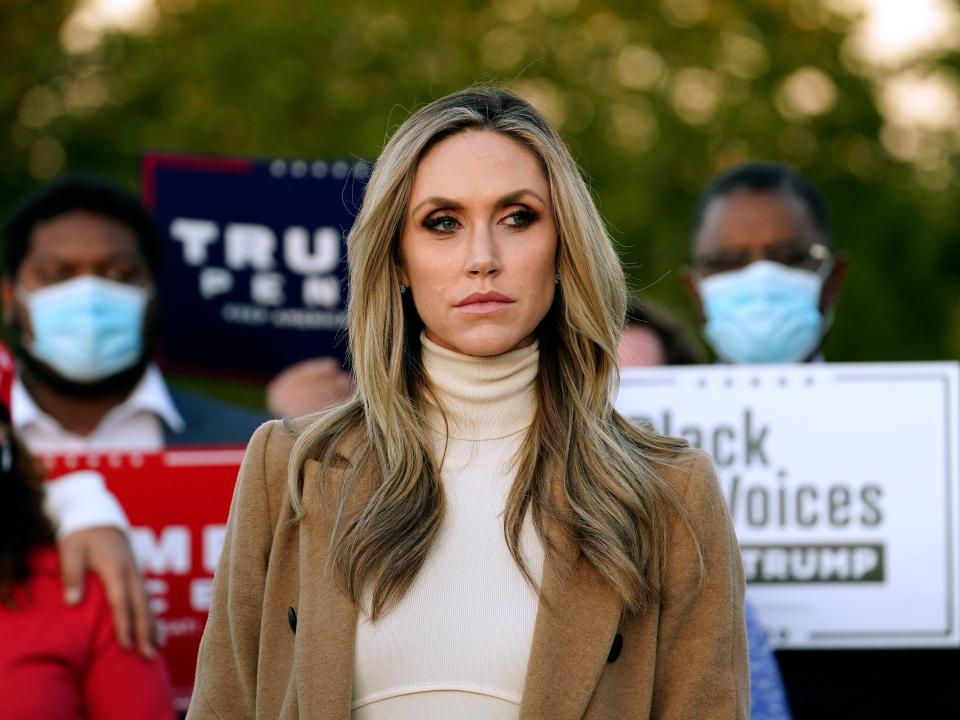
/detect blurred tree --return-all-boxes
[2,0,960,387]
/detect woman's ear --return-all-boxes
[396,265,409,287]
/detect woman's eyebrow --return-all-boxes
[496,188,546,207]
[409,196,464,216]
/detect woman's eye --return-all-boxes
[423,215,460,233]
[502,209,537,229]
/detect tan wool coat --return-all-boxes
[187,419,749,719]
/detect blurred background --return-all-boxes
[3,0,960,378]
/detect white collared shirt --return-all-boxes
[14,364,185,537]
[13,363,184,454]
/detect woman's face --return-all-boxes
[398,130,558,357]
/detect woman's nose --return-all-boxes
[465,225,502,277]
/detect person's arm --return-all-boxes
[651,450,750,719]
[46,470,155,658]
[81,574,176,720]
[45,470,129,537]
[187,420,280,719]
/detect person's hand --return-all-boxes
[266,357,353,417]
[59,525,155,658]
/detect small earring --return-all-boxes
[399,283,407,294]
[554,272,560,285]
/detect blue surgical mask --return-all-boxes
[698,260,827,364]
[21,276,150,382]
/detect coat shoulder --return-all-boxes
[652,446,733,568]
[239,419,299,530]
[279,410,368,466]
[653,446,722,503]
[268,414,372,516]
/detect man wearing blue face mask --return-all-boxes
[681,162,957,719]
[1,175,268,661]
[682,162,847,365]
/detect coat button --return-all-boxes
[288,607,298,634]
[607,633,623,663]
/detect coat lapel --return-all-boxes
[293,457,368,719]
[518,504,624,720]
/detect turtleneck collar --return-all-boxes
[420,332,538,441]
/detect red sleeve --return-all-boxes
[80,576,177,720]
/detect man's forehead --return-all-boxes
[693,190,822,255]
[27,210,143,262]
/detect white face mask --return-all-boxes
[698,260,828,364]
[21,276,150,382]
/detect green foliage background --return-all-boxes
[3,0,959,406]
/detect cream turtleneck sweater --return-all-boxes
[351,334,545,719]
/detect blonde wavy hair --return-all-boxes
[288,87,700,620]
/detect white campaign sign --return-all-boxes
[616,362,960,649]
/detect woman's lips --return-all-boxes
[457,300,512,314]
[455,291,514,314]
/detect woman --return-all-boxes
[0,343,174,720]
[189,88,748,719]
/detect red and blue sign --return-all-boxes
[44,448,246,713]
[142,152,368,379]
